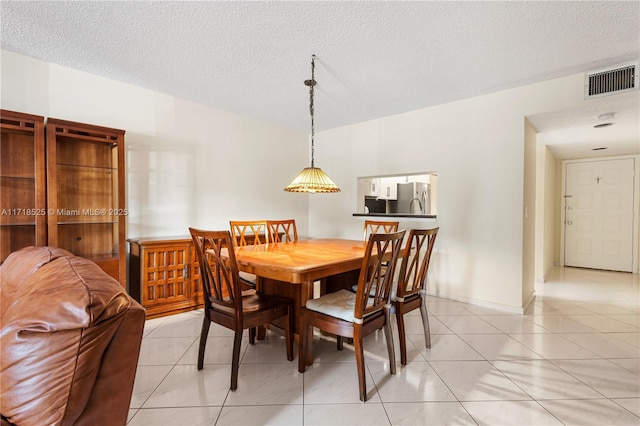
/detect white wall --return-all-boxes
[522,119,536,308]
[0,50,310,239]
[310,73,593,312]
[535,144,559,282]
[554,160,563,265]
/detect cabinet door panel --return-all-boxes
[143,246,190,307]
[129,238,206,318]
[190,244,205,306]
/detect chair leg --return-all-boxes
[298,311,307,373]
[249,327,256,344]
[257,325,266,340]
[285,304,294,361]
[395,305,408,366]
[353,325,367,402]
[383,308,396,374]
[419,296,431,349]
[337,335,344,351]
[198,316,211,370]
[230,329,243,391]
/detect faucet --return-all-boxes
[421,189,429,215]
[409,197,423,214]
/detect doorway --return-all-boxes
[562,157,636,272]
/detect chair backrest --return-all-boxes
[229,220,268,246]
[396,228,439,300]
[189,228,242,315]
[354,230,406,321]
[363,220,399,243]
[267,219,298,243]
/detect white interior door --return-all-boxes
[564,158,635,272]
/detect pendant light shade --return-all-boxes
[284,55,340,193]
[284,166,340,193]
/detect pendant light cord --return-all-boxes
[307,55,316,168]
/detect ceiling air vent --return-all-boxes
[585,61,639,99]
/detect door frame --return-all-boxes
[560,154,639,273]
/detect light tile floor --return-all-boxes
[128,267,640,425]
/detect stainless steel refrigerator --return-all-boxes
[395,182,430,214]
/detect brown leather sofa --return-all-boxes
[1,246,145,426]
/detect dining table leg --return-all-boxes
[255,273,358,366]
[255,277,314,338]
[322,270,360,294]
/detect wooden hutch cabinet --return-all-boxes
[0,110,47,263]
[1,110,126,286]
[128,237,204,319]
[46,118,126,286]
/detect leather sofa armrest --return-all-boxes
[76,300,145,425]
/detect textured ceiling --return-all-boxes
[1,1,639,159]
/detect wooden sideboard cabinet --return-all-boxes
[128,237,204,319]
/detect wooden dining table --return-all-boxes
[228,238,367,334]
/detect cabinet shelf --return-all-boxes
[56,162,118,171]
[0,175,36,180]
[0,221,39,226]
[57,220,119,225]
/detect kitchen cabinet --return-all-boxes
[0,110,47,263]
[363,178,380,196]
[378,177,402,200]
[46,118,126,285]
[128,237,204,319]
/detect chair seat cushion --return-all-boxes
[306,289,359,322]
[354,281,422,302]
[213,291,288,315]
[352,281,399,300]
[239,271,257,287]
[392,287,423,303]
[243,292,290,312]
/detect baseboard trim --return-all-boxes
[427,291,525,315]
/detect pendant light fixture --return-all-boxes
[284,55,340,193]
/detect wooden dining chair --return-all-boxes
[229,220,269,246]
[189,228,294,391]
[364,219,400,279]
[229,220,268,289]
[393,227,439,365]
[267,219,298,243]
[298,230,406,402]
[363,220,399,242]
[323,220,401,296]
